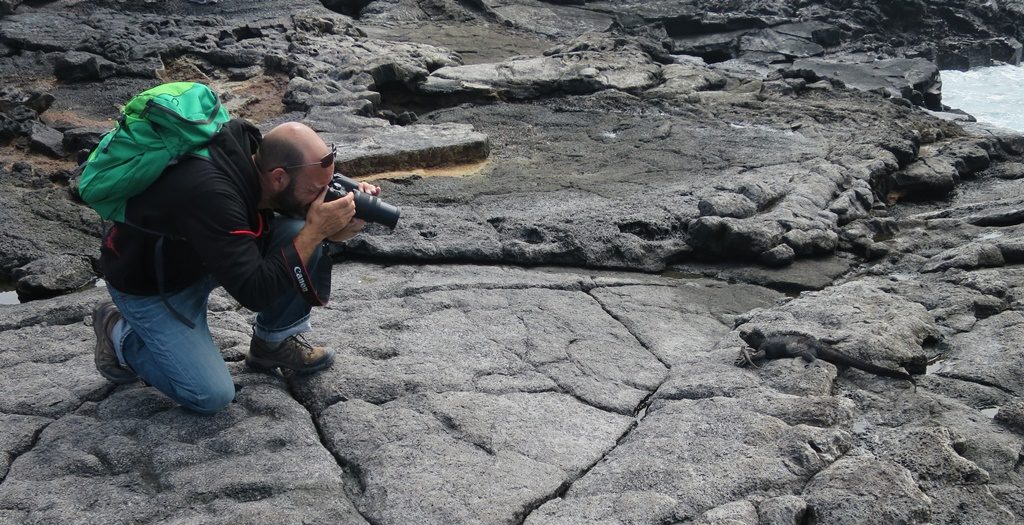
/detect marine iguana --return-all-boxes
[735,327,915,383]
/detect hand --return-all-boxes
[357,181,381,196]
[305,188,355,240]
[327,218,366,242]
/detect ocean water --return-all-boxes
[941,65,1024,132]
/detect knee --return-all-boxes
[180,381,236,415]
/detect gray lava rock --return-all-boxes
[675,255,858,294]
[760,243,796,267]
[0,413,50,482]
[698,193,757,219]
[673,30,749,63]
[737,281,938,372]
[589,280,783,366]
[925,486,1018,525]
[739,28,825,60]
[0,321,111,418]
[986,162,1024,180]
[53,51,117,82]
[0,0,22,15]
[29,122,65,158]
[922,243,1005,273]
[829,180,874,224]
[290,265,669,415]
[938,37,1024,71]
[938,140,992,176]
[942,311,1024,395]
[319,392,632,524]
[689,216,785,262]
[888,156,959,200]
[782,228,839,256]
[0,112,31,140]
[0,369,369,524]
[12,254,95,300]
[419,33,662,100]
[789,57,942,110]
[542,398,851,520]
[0,184,103,281]
[694,500,758,524]
[283,77,379,112]
[2,3,1024,522]
[304,113,490,177]
[995,401,1024,434]
[868,426,990,484]
[0,87,54,114]
[61,126,108,153]
[803,456,932,525]
[644,60,727,99]
[0,286,107,331]
[757,495,809,525]
[526,492,681,525]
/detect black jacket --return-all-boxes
[99,119,326,312]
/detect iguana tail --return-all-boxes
[818,347,915,382]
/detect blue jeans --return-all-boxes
[106,217,331,414]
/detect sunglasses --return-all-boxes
[282,143,336,170]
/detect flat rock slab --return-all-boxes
[321,392,632,524]
[789,57,942,109]
[479,0,614,40]
[588,280,783,366]
[0,368,367,524]
[284,264,788,524]
[419,33,662,100]
[292,265,671,415]
[943,311,1024,395]
[535,397,852,521]
[0,414,49,483]
[284,263,792,523]
[303,112,490,177]
[673,255,857,293]
[2,258,1024,523]
[0,321,112,418]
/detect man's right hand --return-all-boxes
[306,188,356,240]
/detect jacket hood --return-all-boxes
[207,118,263,208]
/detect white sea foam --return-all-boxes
[941,65,1024,132]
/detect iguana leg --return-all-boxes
[798,349,818,363]
[735,348,764,368]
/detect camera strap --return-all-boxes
[280,241,326,307]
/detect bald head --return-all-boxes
[254,122,335,215]
[257,122,330,174]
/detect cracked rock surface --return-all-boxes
[2,0,1024,523]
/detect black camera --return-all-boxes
[325,173,400,229]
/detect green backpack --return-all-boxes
[78,82,231,222]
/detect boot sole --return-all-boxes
[245,353,335,375]
[96,365,139,385]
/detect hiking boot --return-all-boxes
[92,301,138,384]
[246,334,335,374]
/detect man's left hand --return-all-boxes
[358,181,381,196]
[327,217,366,242]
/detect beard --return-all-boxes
[272,174,307,218]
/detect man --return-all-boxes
[92,119,380,414]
